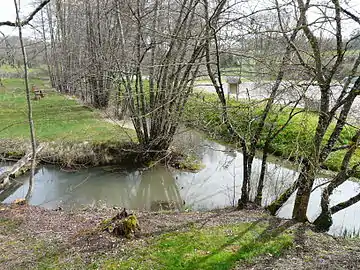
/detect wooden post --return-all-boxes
[236,84,239,101]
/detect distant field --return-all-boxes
[0,79,134,143]
[0,65,49,79]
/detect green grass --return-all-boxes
[0,64,48,78]
[102,221,293,270]
[0,64,37,72]
[183,92,360,178]
[0,78,134,143]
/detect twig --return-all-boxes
[0,0,51,27]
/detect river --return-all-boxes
[1,130,360,237]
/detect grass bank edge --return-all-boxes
[183,92,360,179]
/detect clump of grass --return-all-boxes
[169,154,204,172]
[177,155,204,171]
[102,222,293,270]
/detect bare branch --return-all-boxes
[0,0,51,27]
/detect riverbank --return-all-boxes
[0,203,359,269]
[0,79,140,168]
[183,92,360,179]
[0,79,203,171]
[1,78,359,176]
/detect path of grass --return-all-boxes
[0,78,134,143]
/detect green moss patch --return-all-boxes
[102,221,293,270]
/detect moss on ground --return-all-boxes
[102,222,293,270]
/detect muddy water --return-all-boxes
[2,130,360,236]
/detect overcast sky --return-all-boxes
[0,0,34,36]
[1,0,360,38]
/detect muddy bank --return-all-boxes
[0,138,201,179]
[0,139,152,168]
[1,204,360,270]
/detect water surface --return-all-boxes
[2,131,360,236]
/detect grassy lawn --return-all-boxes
[0,64,43,73]
[0,78,134,143]
[0,65,49,79]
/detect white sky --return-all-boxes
[0,0,34,36]
[0,0,360,38]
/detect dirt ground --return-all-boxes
[0,203,359,269]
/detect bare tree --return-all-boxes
[205,0,305,208]
[267,0,360,222]
[0,0,51,27]
[13,0,35,200]
[47,0,228,158]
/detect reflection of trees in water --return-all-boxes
[57,169,140,208]
[131,167,183,210]
[259,164,299,206]
[4,166,70,207]
[172,130,204,157]
[218,156,299,207]
[12,166,183,211]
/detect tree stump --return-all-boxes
[101,208,140,239]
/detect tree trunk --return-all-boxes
[14,0,38,202]
[313,190,333,231]
[266,180,298,215]
[238,144,250,209]
[314,131,360,230]
[255,150,268,205]
[292,161,317,222]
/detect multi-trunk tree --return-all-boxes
[205,0,359,228]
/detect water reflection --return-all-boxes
[2,130,360,236]
[3,166,183,211]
